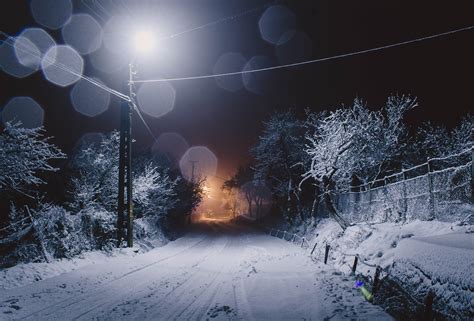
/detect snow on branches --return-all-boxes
[0,122,65,193]
[303,95,416,190]
[301,96,417,229]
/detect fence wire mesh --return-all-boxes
[332,149,472,224]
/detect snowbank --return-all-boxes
[0,248,142,290]
[300,219,473,319]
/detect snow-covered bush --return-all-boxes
[31,203,86,258]
[133,163,177,219]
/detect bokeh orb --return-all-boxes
[213,52,247,92]
[242,55,274,95]
[15,28,56,70]
[41,45,83,87]
[13,36,41,70]
[152,132,189,163]
[179,146,218,182]
[1,97,44,128]
[103,15,133,56]
[30,0,73,30]
[258,5,296,45]
[137,81,176,118]
[90,45,128,74]
[62,14,103,55]
[70,78,110,117]
[1,41,37,78]
[275,30,313,64]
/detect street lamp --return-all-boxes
[117,29,155,248]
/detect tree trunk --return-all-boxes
[322,177,349,230]
[323,192,349,230]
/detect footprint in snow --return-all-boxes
[207,305,236,320]
[247,266,257,277]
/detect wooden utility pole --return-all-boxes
[190,160,198,182]
[117,64,135,248]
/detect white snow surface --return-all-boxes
[294,218,473,318]
[0,222,392,320]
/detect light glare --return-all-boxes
[133,30,155,54]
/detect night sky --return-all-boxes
[1,0,473,178]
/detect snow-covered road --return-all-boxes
[0,222,392,320]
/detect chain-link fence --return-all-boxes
[333,148,473,224]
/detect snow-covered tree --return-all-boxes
[69,132,119,211]
[252,111,307,223]
[133,163,177,218]
[302,96,416,229]
[0,122,65,193]
[409,114,473,166]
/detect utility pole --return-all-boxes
[117,63,136,248]
[190,160,198,183]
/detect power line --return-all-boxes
[132,25,474,84]
[1,31,161,145]
[156,2,270,43]
[0,31,131,102]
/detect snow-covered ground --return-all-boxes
[294,219,473,319]
[0,222,392,320]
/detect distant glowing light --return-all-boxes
[2,97,44,128]
[133,30,156,54]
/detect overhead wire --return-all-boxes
[156,2,271,43]
[0,31,130,102]
[132,25,474,83]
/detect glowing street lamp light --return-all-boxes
[133,30,155,54]
[117,29,156,248]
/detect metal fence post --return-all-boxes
[424,290,434,321]
[401,168,408,222]
[471,148,473,197]
[372,266,382,294]
[427,160,436,220]
[310,242,318,255]
[324,243,330,264]
[351,255,358,274]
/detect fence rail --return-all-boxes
[329,147,473,224]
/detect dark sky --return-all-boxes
[1,0,473,177]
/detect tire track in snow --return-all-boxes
[15,234,214,320]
